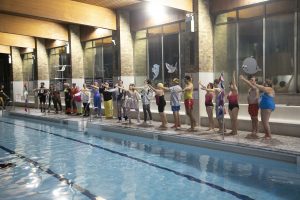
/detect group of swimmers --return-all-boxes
[24,72,275,139]
[200,71,275,139]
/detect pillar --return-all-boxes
[11,47,23,102]
[69,24,84,87]
[117,10,134,87]
[36,38,49,87]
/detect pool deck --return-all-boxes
[3,107,300,163]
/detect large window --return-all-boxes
[135,22,191,87]
[48,46,71,90]
[214,23,236,82]
[22,52,38,94]
[214,0,299,101]
[84,37,114,85]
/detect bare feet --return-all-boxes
[245,133,259,139]
[187,128,196,132]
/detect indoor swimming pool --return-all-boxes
[0,117,299,200]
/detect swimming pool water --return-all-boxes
[0,117,299,200]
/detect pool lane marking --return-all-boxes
[0,120,254,200]
[0,145,98,200]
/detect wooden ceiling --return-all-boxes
[72,0,140,9]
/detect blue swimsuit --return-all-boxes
[259,93,275,111]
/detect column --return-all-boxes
[69,24,84,87]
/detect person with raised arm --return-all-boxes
[81,83,91,117]
[182,75,196,131]
[204,77,226,133]
[99,82,114,119]
[90,82,102,118]
[162,78,182,130]
[64,83,72,114]
[199,81,215,131]
[23,84,28,112]
[240,75,259,139]
[33,82,48,113]
[227,71,239,135]
[138,79,153,125]
[114,80,127,123]
[148,83,167,128]
[116,83,141,124]
[241,75,275,139]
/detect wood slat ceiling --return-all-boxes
[72,0,141,9]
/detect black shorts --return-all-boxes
[39,96,46,103]
[229,103,239,111]
[158,101,166,113]
[205,103,213,107]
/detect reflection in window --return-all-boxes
[215,11,237,24]
[214,24,236,81]
[266,14,295,93]
[238,5,264,20]
[163,34,179,86]
[134,39,147,86]
[22,53,35,81]
[49,46,71,90]
[83,37,114,84]
[239,19,263,98]
[148,36,162,83]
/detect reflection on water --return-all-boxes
[95,133,300,199]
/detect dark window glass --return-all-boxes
[214,23,237,82]
[239,19,263,101]
[163,34,179,87]
[266,14,295,93]
[148,36,162,83]
[103,45,113,79]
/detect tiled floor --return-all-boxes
[5,107,300,155]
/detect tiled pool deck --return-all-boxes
[3,107,300,160]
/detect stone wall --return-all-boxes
[118,10,134,77]
[11,47,22,81]
[195,0,213,72]
[69,25,84,80]
[36,38,49,80]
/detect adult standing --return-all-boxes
[91,82,102,118]
[163,78,182,130]
[99,82,114,119]
[81,83,91,117]
[53,85,62,114]
[148,83,167,128]
[64,83,72,114]
[182,75,196,131]
[35,82,47,113]
[71,83,79,114]
[199,82,215,131]
[24,84,29,112]
[240,75,259,138]
[227,71,239,135]
[245,77,275,139]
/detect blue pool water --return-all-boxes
[0,117,299,200]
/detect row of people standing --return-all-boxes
[200,71,275,139]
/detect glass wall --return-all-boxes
[83,37,114,85]
[214,0,299,102]
[148,36,162,84]
[214,23,236,82]
[48,46,71,90]
[22,53,35,82]
[134,21,192,87]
